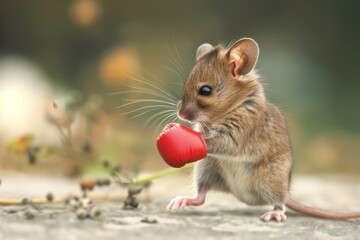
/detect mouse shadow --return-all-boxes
[170,207,303,219]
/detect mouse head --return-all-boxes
[178,38,260,125]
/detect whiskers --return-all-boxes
[164,40,188,91]
[112,72,180,133]
[112,40,188,133]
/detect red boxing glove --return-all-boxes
[157,123,207,168]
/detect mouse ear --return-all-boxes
[196,43,213,61]
[226,38,259,78]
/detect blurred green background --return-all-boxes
[0,0,360,176]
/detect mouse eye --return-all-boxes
[198,85,212,96]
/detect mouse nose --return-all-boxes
[179,113,187,120]
[178,106,196,121]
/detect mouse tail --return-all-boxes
[285,198,360,220]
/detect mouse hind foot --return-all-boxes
[260,205,287,222]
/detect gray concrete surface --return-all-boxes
[0,173,359,240]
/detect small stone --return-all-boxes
[24,211,35,220]
[21,198,30,205]
[3,207,19,214]
[46,192,54,202]
[141,217,158,224]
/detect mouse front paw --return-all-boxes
[166,196,205,212]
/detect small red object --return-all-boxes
[157,123,207,168]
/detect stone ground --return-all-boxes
[0,172,360,240]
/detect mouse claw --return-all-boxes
[180,199,188,209]
[166,196,188,212]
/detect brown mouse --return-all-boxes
[167,37,360,221]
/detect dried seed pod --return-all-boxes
[123,196,139,209]
[90,207,101,218]
[95,178,103,187]
[128,185,143,196]
[80,177,96,191]
[123,196,133,206]
[80,198,92,209]
[27,148,37,165]
[82,140,92,154]
[143,181,152,189]
[76,209,89,220]
[75,201,83,210]
[96,178,111,187]
[102,159,110,168]
[69,198,79,209]
[102,178,111,186]
[130,198,139,208]
[64,195,78,205]
[111,164,122,176]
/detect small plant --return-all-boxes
[66,196,102,220]
[123,185,143,209]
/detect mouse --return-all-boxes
[166,37,360,221]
